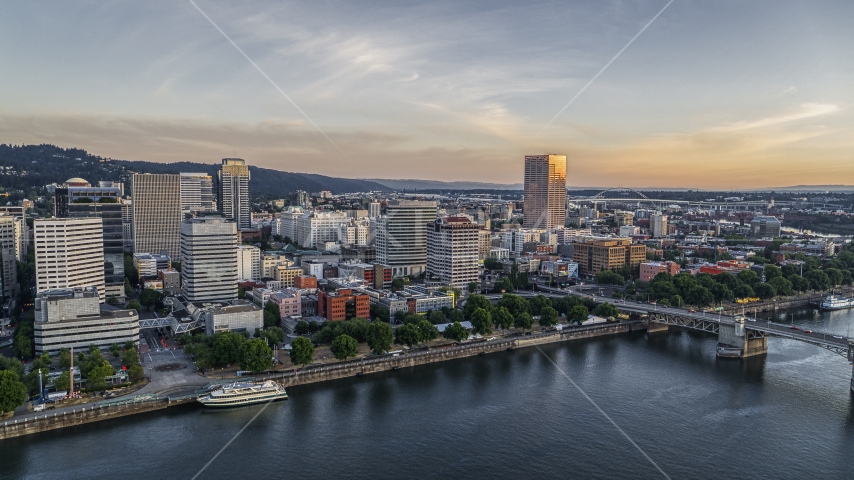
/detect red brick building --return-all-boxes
[318,288,370,321]
[294,275,318,290]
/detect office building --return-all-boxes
[318,288,370,321]
[368,202,381,218]
[134,252,171,278]
[640,261,681,282]
[0,215,19,301]
[218,158,251,229]
[237,245,261,281]
[55,183,126,300]
[290,190,311,209]
[426,216,479,289]
[376,200,438,277]
[33,287,139,354]
[132,174,182,259]
[121,199,133,251]
[180,216,238,302]
[572,236,646,277]
[180,172,216,214]
[651,213,668,238]
[523,154,566,229]
[34,217,106,302]
[750,216,782,238]
[295,211,350,248]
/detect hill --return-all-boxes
[0,144,389,197]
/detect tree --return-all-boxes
[366,321,394,355]
[85,359,115,389]
[567,305,589,325]
[0,370,27,413]
[370,304,390,323]
[528,295,551,316]
[449,309,464,323]
[538,306,559,327]
[139,288,162,310]
[768,276,794,297]
[263,302,282,329]
[127,300,142,315]
[684,286,714,308]
[295,321,310,336]
[427,310,446,325]
[732,284,754,299]
[58,347,72,369]
[265,326,286,345]
[805,270,831,291]
[514,312,534,332]
[391,278,405,292]
[237,287,246,300]
[737,270,760,287]
[124,278,133,297]
[330,334,359,360]
[825,268,843,287]
[493,306,514,330]
[595,270,624,286]
[789,274,810,293]
[289,337,315,367]
[53,370,71,392]
[110,343,121,358]
[468,281,480,294]
[464,294,493,319]
[213,331,244,366]
[122,348,139,369]
[443,321,469,342]
[106,295,120,306]
[498,294,527,317]
[764,264,782,280]
[14,336,32,360]
[417,320,439,344]
[394,323,422,348]
[592,303,618,319]
[494,277,514,293]
[754,283,777,300]
[470,308,492,335]
[240,338,274,373]
[128,364,145,382]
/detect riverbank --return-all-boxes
[0,320,646,440]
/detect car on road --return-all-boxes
[790,326,800,330]
[833,335,844,339]
[689,309,696,313]
[804,329,813,334]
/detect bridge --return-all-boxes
[138,315,205,334]
[568,187,846,211]
[485,285,854,390]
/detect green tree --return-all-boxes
[240,338,273,373]
[330,334,359,360]
[763,264,782,280]
[825,268,843,287]
[497,294,527,317]
[595,270,625,286]
[53,370,71,392]
[289,337,315,367]
[370,304,390,323]
[85,360,115,389]
[684,286,714,307]
[805,270,831,291]
[212,331,244,366]
[427,310,446,325]
[538,306,559,327]
[0,370,27,413]
[470,308,492,335]
[737,270,761,287]
[789,274,810,293]
[263,302,282,329]
[593,303,618,319]
[732,284,754,299]
[467,281,480,294]
[139,288,162,310]
[366,321,394,355]
[237,287,246,299]
[110,343,121,358]
[568,305,589,325]
[126,300,142,315]
[443,321,469,342]
[265,326,286,345]
[295,321,310,335]
[528,295,552,316]
[106,295,120,306]
[128,364,145,382]
[494,277,514,293]
[391,278,405,292]
[514,312,534,332]
[124,278,133,297]
[754,283,777,300]
[768,276,794,296]
[417,320,439,344]
[14,336,32,360]
[58,347,72,369]
[464,294,493,318]
[122,348,139,369]
[493,306,514,330]
[394,323,422,348]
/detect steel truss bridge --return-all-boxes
[138,316,205,334]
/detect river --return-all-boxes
[3,307,854,479]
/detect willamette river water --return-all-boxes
[3,307,854,479]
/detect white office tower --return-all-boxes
[0,215,20,301]
[34,217,106,302]
[295,211,350,248]
[376,200,438,277]
[132,174,182,259]
[427,216,479,290]
[180,172,216,214]
[218,158,251,229]
[651,213,668,238]
[339,219,370,246]
[368,202,381,218]
[237,245,261,281]
[181,216,238,302]
[276,206,304,241]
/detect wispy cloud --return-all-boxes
[712,103,840,133]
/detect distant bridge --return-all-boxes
[568,187,846,211]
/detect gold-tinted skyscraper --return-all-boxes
[523,154,566,229]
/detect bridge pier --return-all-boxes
[717,317,768,358]
[647,320,669,334]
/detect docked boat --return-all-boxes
[818,294,854,311]
[197,380,288,408]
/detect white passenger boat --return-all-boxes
[818,294,854,311]
[197,380,288,407]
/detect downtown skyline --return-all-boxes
[1,0,853,189]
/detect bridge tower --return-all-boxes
[716,317,768,358]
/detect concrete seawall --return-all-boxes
[1,321,646,441]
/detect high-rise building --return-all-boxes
[180,216,238,302]
[0,215,20,301]
[237,245,261,281]
[571,236,646,277]
[121,199,133,251]
[523,154,566,229]
[750,216,781,238]
[427,216,479,290]
[368,202,381,218]
[132,174,182,259]
[180,172,216,214]
[54,184,126,300]
[294,211,350,248]
[34,217,106,302]
[218,158,251,229]
[290,190,311,209]
[376,200,438,277]
[651,213,668,238]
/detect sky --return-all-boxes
[1,0,853,189]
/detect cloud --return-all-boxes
[712,103,840,133]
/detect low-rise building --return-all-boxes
[318,288,370,321]
[639,261,681,282]
[33,287,139,354]
[269,288,301,318]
